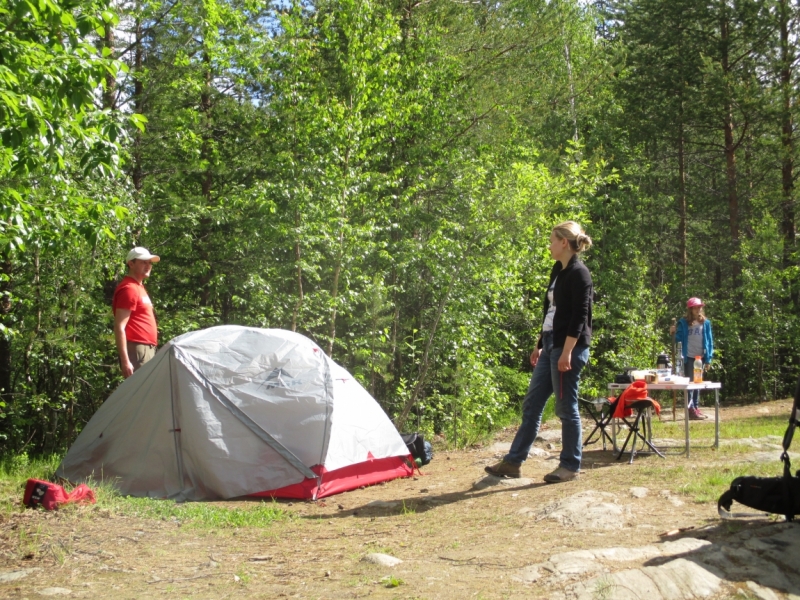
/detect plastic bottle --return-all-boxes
[675,343,683,376]
[693,356,703,383]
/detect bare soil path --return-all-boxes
[0,400,798,599]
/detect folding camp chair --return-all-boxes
[581,397,618,451]
[615,398,666,464]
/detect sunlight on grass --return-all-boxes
[631,461,785,504]
[0,453,62,516]
[651,414,789,442]
[102,495,291,529]
[0,453,290,529]
[631,408,791,505]
[679,463,781,503]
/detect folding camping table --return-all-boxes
[607,381,722,457]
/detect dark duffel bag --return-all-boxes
[718,475,800,520]
[718,373,800,521]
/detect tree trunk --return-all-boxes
[677,118,687,282]
[719,9,740,278]
[394,283,451,431]
[779,0,795,270]
[563,36,579,145]
[132,17,144,199]
[0,256,13,404]
[328,147,350,357]
[292,210,303,332]
[102,25,116,109]
[328,220,345,356]
[198,50,214,307]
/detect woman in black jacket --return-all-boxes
[486,221,593,483]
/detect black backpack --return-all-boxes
[718,375,800,521]
[401,432,433,467]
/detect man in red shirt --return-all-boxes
[112,247,160,378]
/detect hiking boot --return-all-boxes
[484,460,521,478]
[543,467,579,484]
[689,408,705,421]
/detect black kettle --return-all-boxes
[656,353,671,370]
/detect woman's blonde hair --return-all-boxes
[552,221,592,253]
[685,306,706,324]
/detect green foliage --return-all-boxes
[0,0,798,457]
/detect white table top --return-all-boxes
[608,381,721,391]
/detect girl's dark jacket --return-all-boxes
[537,254,593,350]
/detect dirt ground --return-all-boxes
[0,399,795,599]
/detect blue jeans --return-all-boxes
[504,331,589,472]
[683,361,704,409]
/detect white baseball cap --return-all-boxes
[126,247,160,263]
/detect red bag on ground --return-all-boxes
[23,479,96,510]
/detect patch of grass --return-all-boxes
[0,454,290,530]
[594,576,616,600]
[401,500,415,515]
[364,544,394,555]
[235,566,251,584]
[380,575,403,588]
[651,414,789,442]
[99,492,291,529]
[678,463,781,503]
[0,453,63,515]
[718,416,788,439]
[618,457,786,505]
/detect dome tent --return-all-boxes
[57,326,413,500]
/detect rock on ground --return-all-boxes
[514,519,800,600]
[473,476,534,490]
[361,553,402,567]
[572,558,722,600]
[488,442,550,458]
[522,490,632,530]
[0,569,39,583]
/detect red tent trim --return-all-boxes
[251,455,413,500]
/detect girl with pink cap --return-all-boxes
[670,298,714,419]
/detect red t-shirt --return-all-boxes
[112,276,158,345]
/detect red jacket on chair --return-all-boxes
[613,381,661,418]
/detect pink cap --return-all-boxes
[686,297,705,308]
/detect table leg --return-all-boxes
[672,390,676,421]
[684,388,690,457]
[714,388,720,449]
[612,415,618,453]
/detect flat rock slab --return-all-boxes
[536,430,562,443]
[37,589,72,596]
[522,490,632,530]
[744,451,800,463]
[515,520,800,599]
[746,581,781,600]
[0,568,39,583]
[473,476,534,490]
[365,500,400,509]
[514,538,712,587]
[573,558,722,600]
[630,486,649,498]
[659,490,685,507]
[361,553,402,567]
[488,442,550,457]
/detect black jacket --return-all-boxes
[538,254,593,349]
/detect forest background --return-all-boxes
[0,0,798,456]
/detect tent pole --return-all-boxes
[169,350,187,497]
